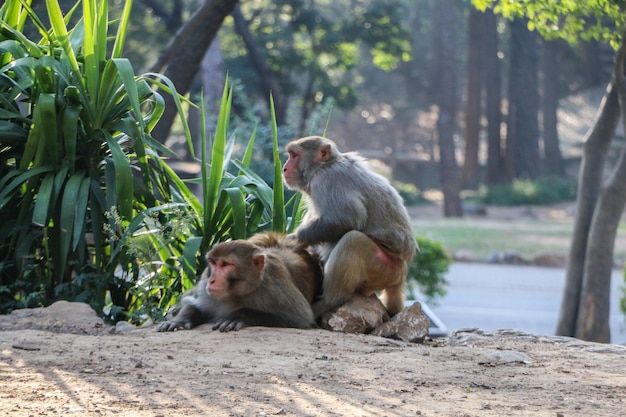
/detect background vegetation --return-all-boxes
[3,0,626,343]
[0,0,448,323]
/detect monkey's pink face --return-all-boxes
[206,258,235,299]
[282,150,302,189]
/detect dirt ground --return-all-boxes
[2,203,626,417]
[1,300,626,417]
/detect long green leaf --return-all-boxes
[72,176,91,251]
[45,0,80,75]
[82,0,98,100]
[62,104,82,172]
[38,93,59,167]
[111,0,132,58]
[113,58,144,130]
[89,179,106,273]
[241,125,258,169]
[104,133,133,219]
[0,166,51,211]
[205,83,232,222]
[59,172,85,278]
[287,193,306,232]
[32,172,55,226]
[96,0,108,63]
[269,93,285,232]
[158,161,203,214]
[223,188,246,239]
[143,73,196,159]
[19,95,45,170]
[181,236,202,287]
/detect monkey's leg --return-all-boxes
[379,279,407,316]
[313,230,406,318]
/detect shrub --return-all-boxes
[480,176,577,206]
[394,182,428,206]
[406,236,451,302]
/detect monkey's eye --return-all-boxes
[210,259,232,269]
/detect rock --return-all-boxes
[372,301,430,343]
[453,250,476,262]
[0,300,107,335]
[114,321,138,334]
[319,295,389,334]
[479,350,532,366]
[463,203,487,216]
[487,251,527,265]
[533,254,567,268]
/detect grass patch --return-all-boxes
[413,217,626,265]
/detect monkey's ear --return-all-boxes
[316,144,332,162]
[252,254,265,271]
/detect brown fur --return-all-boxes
[156,233,323,332]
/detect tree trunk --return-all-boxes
[541,40,564,176]
[577,149,626,342]
[150,0,239,143]
[461,8,483,189]
[556,81,618,338]
[507,18,541,180]
[575,33,626,343]
[434,0,463,217]
[482,9,504,186]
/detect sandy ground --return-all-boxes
[1,301,626,417]
[2,202,626,416]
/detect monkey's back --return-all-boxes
[263,246,323,304]
[311,153,417,261]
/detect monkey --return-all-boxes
[156,233,323,332]
[282,136,417,319]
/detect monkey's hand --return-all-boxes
[212,317,245,332]
[156,319,193,332]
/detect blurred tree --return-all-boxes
[482,8,505,186]
[433,0,463,217]
[461,7,483,189]
[506,18,541,180]
[150,0,239,142]
[473,0,626,343]
[231,5,286,124]
[541,39,565,176]
[220,0,411,131]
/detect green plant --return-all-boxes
[479,176,577,206]
[0,0,195,316]
[0,0,308,324]
[393,181,428,206]
[406,236,451,302]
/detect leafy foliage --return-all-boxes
[472,0,626,48]
[0,0,298,323]
[222,0,411,110]
[1,0,183,314]
[407,237,451,303]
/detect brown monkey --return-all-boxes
[156,233,323,332]
[283,136,417,318]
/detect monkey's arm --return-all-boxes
[297,190,367,244]
[156,281,220,332]
[296,217,351,244]
[156,302,207,332]
[212,309,316,332]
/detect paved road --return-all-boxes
[423,263,626,345]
